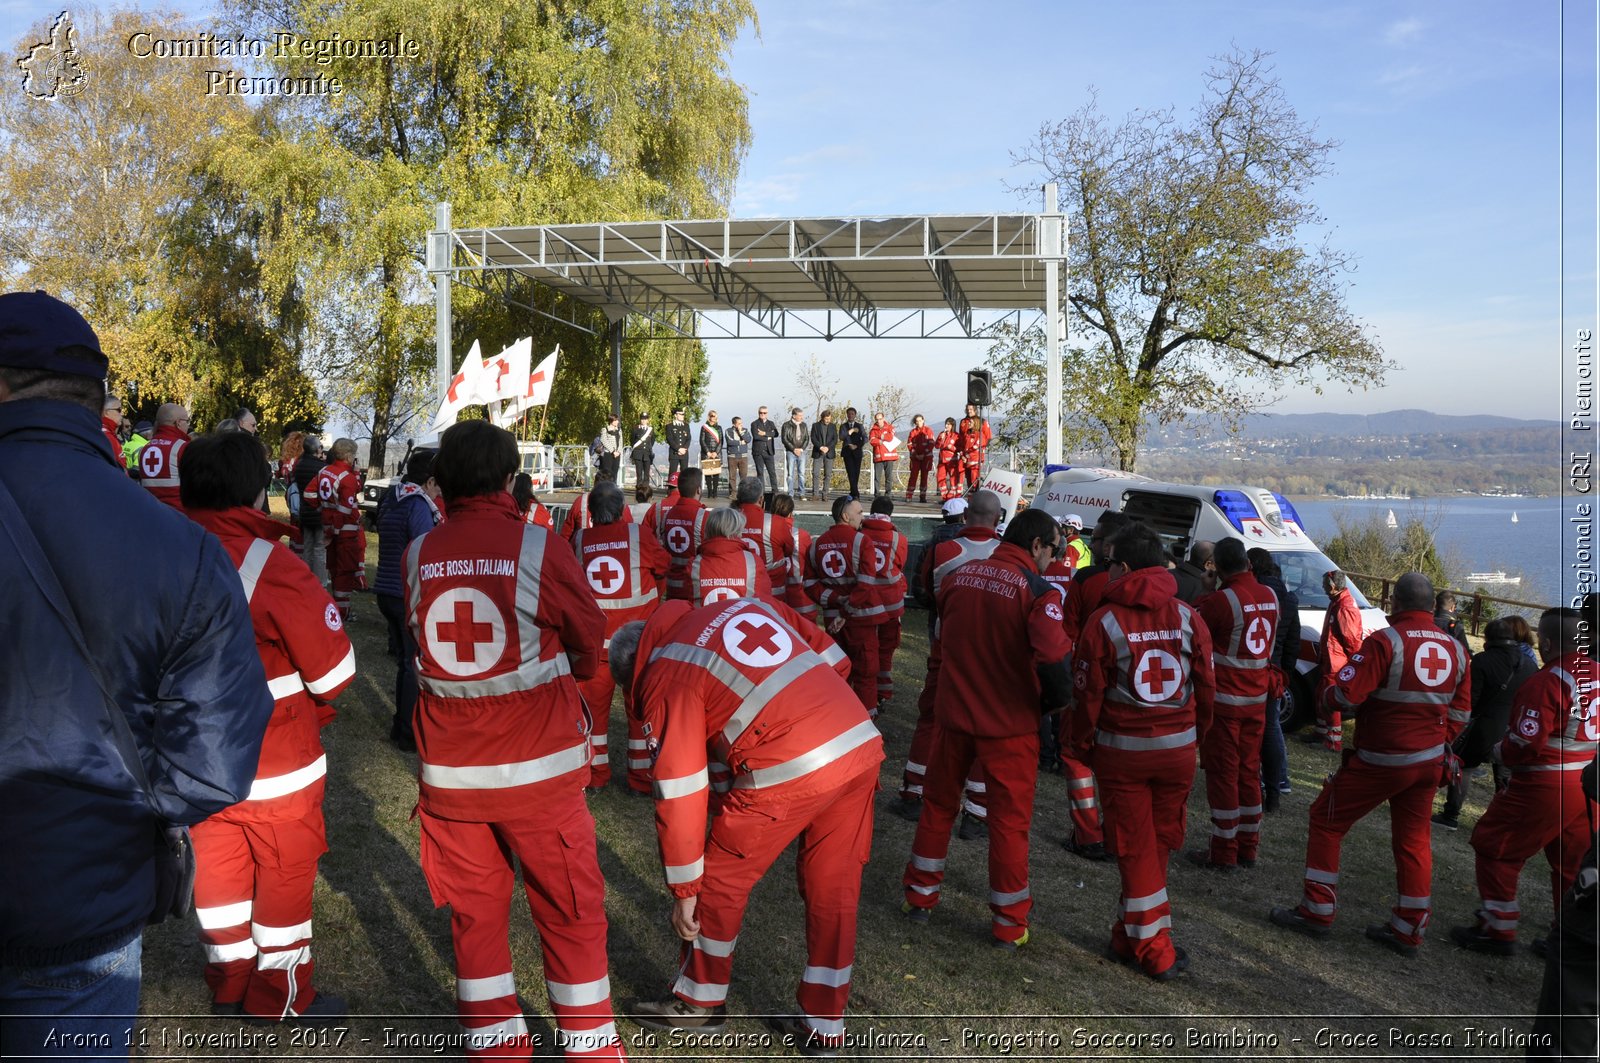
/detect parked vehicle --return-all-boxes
[1032,466,1388,730]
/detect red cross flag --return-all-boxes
[497,345,560,425]
[430,340,487,433]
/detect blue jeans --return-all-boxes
[1261,697,1290,792]
[785,452,807,495]
[1,934,141,1060]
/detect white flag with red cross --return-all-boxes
[430,340,487,433]
[498,345,559,424]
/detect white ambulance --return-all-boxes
[1032,466,1388,730]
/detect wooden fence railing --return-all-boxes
[1342,570,1553,638]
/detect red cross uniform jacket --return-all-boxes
[785,527,816,619]
[1496,652,1598,775]
[100,416,121,461]
[1195,571,1280,716]
[314,460,362,539]
[1063,565,1112,644]
[868,423,901,463]
[859,514,908,619]
[806,522,896,624]
[405,494,606,820]
[935,542,1072,736]
[190,507,356,823]
[1317,587,1364,678]
[957,416,991,464]
[1323,609,1471,768]
[659,498,708,595]
[908,425,936,463]
[639,490,679,542]
[559,490,632,541]
[1069,566,1216,758]
[738,503,794,583]
[1041,558,1075,643]
[920,526,1001,611]
[630,598,877,898]
[136,424,189,510]
[682,537,775,606]
[522,500,553,529]
[935,430,961,463]
[571,521,671,643]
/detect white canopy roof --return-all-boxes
[433,213,1057,340]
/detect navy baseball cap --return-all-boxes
[0,291,107,379]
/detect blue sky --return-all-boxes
[7,0,1594,430]
[710,0,1595,425]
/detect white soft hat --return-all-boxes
[942,497,968,517]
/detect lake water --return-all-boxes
[1288,495,1583,609]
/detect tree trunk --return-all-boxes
[369,399,392,479]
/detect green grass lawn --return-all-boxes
[131,537,1558,1060]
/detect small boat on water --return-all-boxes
[1385,509,1397,529]
[1466,571,1522,586]
[1511,511,1519,524]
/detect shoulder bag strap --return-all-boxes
[0,475,158,802]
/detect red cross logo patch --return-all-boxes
[1045,602,1063,622]
[1244,616,1271,656]
[424,588,507,676]
[820,549,847,579]
[1413,642,1452,688]
[586,555,626,595]
[1131,649,1183,703]
[666,525,691,555]
[723,613,794,668]
[139,445,164,478]
[323,603,342,631]
[704,586,740,605]
[874,546,888,571]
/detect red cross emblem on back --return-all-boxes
[723,612,794,667]
[438,601,492,658]
[424,588,507,676]
[1132,648,1182,703]
[1414,642,1452,688]
[586,555,626,595]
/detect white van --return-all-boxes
[1033,466,1388,729]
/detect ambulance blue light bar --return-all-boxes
[1212,490,1259,533]
[1271,492,1305,528]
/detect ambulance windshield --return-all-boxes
[1271,550,1372,611]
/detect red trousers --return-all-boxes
[328,534,365,617]
[1294,755,1437,946]
[902,655,984,813]
[1470,773,1597,942]
[936,460,961,499]
[1095,745,1194,975]
[1315,680,1343,750]
[902,726,1037,943]
[419,799,625,1060]
[905,460,932,499]
[577,651,617,789]
[1201,711,1265,867]
[192,805,326,1019]
[672,769,876,1048]
[963,458,984,489]
[841,620,880,712]
[1062,753,1103,845]
[875,616,902,707]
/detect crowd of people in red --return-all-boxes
[4,291,1594,1063]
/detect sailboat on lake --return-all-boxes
[1385,509,1397,530]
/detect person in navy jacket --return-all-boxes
[0,291,273,1057]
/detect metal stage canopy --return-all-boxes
[425,186,1068,459]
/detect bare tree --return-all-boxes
[867,383,923,429]
[788,354,843,421]
[994,48,1388,471]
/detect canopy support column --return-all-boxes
[429,202,453,407]
[1043,183,1063,467]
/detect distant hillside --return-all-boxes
[1147,410,1560,444]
